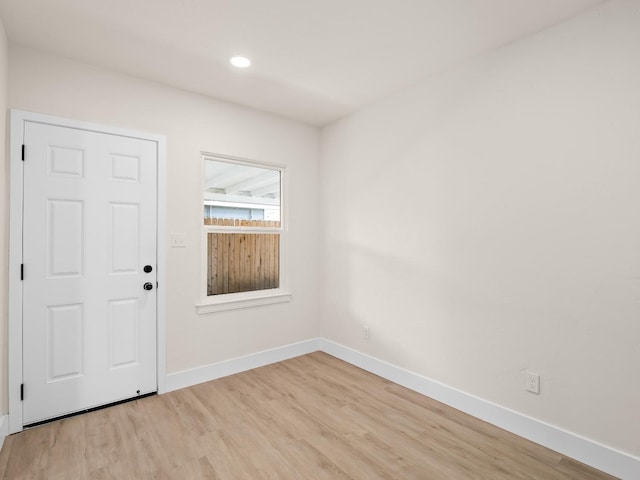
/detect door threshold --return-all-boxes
[23,391,157,429]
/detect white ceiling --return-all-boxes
[0,0,605,126]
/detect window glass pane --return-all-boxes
[204,159,280,227]
[207,233,280,295]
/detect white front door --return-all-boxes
[22,121,158,425]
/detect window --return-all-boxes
[198,154,290,313]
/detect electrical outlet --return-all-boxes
[363,325,370,340]
[525,371,540,394]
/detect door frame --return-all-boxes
[8,109,167,434]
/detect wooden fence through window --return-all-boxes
[205,218,280,296]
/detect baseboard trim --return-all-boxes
[0,414,8,451]
[166,338,322,392]
[318,339,639,480]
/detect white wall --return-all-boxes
[321,0,640,457]
[0,17,8,415]
[8,45,321,376]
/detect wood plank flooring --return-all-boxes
[0,352,618,479]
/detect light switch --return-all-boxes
[171,233,186,248]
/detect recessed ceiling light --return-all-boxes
[230,56,251,68]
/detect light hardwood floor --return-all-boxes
[0,352,617,479]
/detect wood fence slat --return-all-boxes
[229,232,236,293]
[221,233,229,294]
[207,233,217,296]
[248,233,255,291]
[266,234,273,289]
[236,233,241,293]
[272,235,280,288]
[262,234,268,290]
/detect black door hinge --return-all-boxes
[20,264,24,281]
[21,144,25,161]
[20,384,24,401]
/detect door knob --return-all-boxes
[143,282,154,291]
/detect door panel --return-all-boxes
[22,121,157,425]
[47,303,84,382]
[109,202,140,273]
[47,199,84,277]
[108,298,139,368]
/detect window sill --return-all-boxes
[196,290,292,314]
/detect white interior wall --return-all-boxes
[0,17,8,415]
[320,0,640,457]
[6,45,321,381]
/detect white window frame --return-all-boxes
[196,152,291,314]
